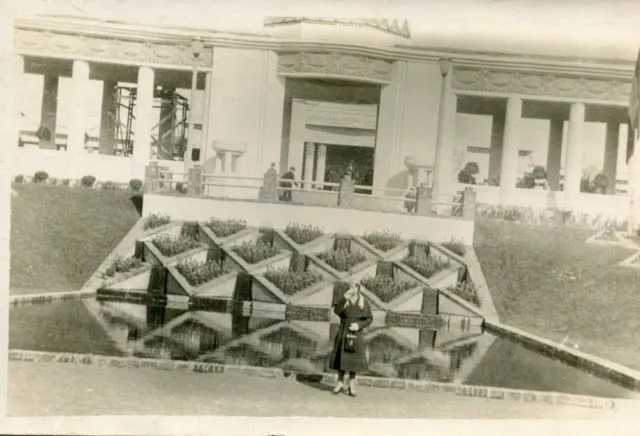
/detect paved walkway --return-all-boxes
[7,362,638,419]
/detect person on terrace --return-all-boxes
[280,166,296,202]
[330,281,373,397]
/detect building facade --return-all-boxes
[10,15,640,220]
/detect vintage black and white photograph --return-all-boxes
[2,0,640,427]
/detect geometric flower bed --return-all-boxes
[97,215,484,322]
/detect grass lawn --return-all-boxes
[10,183,141,295]
[474,220,640,371]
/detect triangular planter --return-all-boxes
[224,247,293,275]
[272,229,333,254]
[308,236,380,280]
[197,222,257,249]
[253,272,336,307]
[619,250,640,269]
[166,264,240,299]
[352,235,411,261]
[99,264,152,292]
[139,222,183,240]
[142,239,209,267]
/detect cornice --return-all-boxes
[13,16,635,81]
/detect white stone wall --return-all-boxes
[204,47,284,177]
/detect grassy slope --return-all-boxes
[10,183,141,295]
[474,220,640,371]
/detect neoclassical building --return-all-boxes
[10,15,640,219]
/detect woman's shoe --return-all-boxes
[332,384,344,395]
[348,387,357,398]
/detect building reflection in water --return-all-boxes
[89,298,485,384]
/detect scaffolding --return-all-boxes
[114,86,189,160]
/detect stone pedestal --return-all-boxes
[415,185,432,216]
[260,163,279,202]
[145,162,160,193]
[338,174,354,208]
[188,165,203,197]
[462,187,477,220]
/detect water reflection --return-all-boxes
[8,298,640,400]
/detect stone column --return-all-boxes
[68,60,90,154]
[432,61,457,202]
[133,66,155,175]
[201,72,213,164]
[303,142,315,189]
[564,103,586,206]
[39,75,59,150]
[546,118,564,191]
[315,144,327,188]
[13,55,25,149]
[628,127,640,232]
[224,152,233,173]
[603,121,620,195]
[99,80,118,155]
[499,97,522,204]
[487,112,505,184]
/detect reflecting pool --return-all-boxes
[9,298,639,400]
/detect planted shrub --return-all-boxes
[362,230,402,252]
[442,238,466,257]
[105,256,144,277]
[175,182,187,194]
[81,175,96,188]
[318,248,367,272]
[14,175,24,183]
[129,178,143,191]
[176,258,228,286]
[264,267,323,295]
[233,240,281,264]
[143,213,171,230]
[47,177,59,186]
[403,251,450,279]
[152,234,199,257]
[206,217,247,238]
[101,181,119,190]
[284,223,324,245]
[360,275,415,303]
[33,171,49,183]
[61,178,71,186]
[447,281,481,307]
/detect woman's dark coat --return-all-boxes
[330,296,373,373]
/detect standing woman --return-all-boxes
[330,282,373,397]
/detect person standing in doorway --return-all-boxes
[330,282,373,397]
[280,166,296,202]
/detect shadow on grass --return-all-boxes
[130,194,143,216]
[296,373,335,393]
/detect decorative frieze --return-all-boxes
[14,29,213,68]
[277,51,393,83]
[452,67,632,103]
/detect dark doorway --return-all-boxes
[324,144,374,193]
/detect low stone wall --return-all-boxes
[485,321,640,391]
[8,349,628,411]
[143,195,475,245]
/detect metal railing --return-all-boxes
[145,163,473,219]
